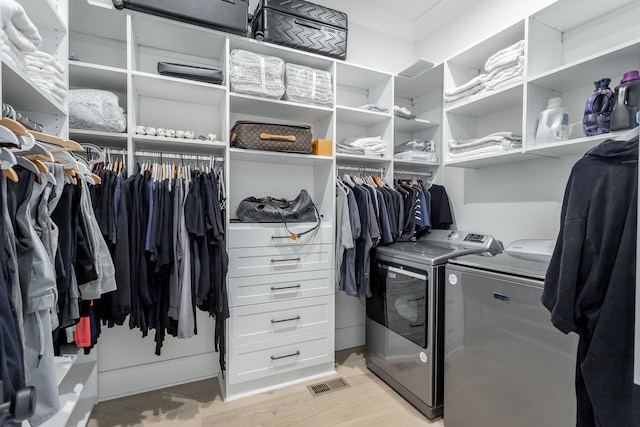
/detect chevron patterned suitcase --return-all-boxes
[251,0,348,60]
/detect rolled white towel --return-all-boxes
[0,0,42,50]
[25,50,65,74]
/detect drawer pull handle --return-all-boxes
[271,235,295,240]
[271,315,301,324]
[271,257,301,263]
[271,284,302,291]
[410,323,425,328]
[271,351,300,360]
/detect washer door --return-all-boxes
[381,264,428,348]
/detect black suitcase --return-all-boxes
[112,0,249,36]
[251,0,348,60]
[157,62,224,85]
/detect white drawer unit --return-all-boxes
[228,243,333,278]
[227,330,333,385]
[229,223,334,248]
[229,270,332,307]
[230,296,333,346]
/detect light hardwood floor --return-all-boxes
[88,346,444,427]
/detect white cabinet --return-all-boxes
[440,0,640,168]
[525,0,640,157]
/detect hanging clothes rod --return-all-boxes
[337,165,386,175]
[134,151,225,162]
[394,169,433,177]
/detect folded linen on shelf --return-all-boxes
[393,105,416,120]
[338,135,386,156]
[25,50,66,74]
[444,72,486,98]
[484,40,525,72]
[284,63,333,106]
[444,84,483,103]
[395,138,434,154]
[229,49,285,99]
[0,29,26,66]
[448,132,522,158]
[0,0,42,52]
[359,104,389,113]
[447,144,518,159]
[394,151,438,162]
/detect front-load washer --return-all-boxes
[444,240,578,427]
[365,230,502,419]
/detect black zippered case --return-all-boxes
[157,62,224,85]
[112,0,249,36]
[251,0,348,60]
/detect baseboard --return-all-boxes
[335,323,365,351]
[98,351,219,401]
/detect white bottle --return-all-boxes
[535,97,569,143]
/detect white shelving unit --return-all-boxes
[52,0,640,416]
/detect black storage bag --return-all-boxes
[251,0,348,60]
[113,0,249,36]
[157,63,224,85]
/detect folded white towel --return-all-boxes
[444,72,486,97]
[444,84,483,103]
[25,50,65,74]
[484,67,524,92]
[0,0,42,50]
[485,49,524,73]
[484,40,524,71]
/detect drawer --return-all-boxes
[229,270,333,307]
[229,243,333,277]
[228,223,333,248]
[227,330,333,385]
[230,295,333,346]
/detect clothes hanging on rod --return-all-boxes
[543,134,640,427]
[88,151,229,370]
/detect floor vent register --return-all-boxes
[307,377,350,397]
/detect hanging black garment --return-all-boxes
[109,173,133,324]
[543,137,640,427]
[130,171,151,334]
[428,184,453,230]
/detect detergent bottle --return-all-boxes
[611,70,640,131]
[535,97,568,143]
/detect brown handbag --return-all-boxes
[230,121,313,154]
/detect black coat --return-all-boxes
[543,137,640,427]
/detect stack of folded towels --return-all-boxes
[445,40,524,104]
[284,63,333,107]
[448,132,522,159]
[0,0,67,105]
[337,136,386,157]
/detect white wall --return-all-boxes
[415,0,554,63]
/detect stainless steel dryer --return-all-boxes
[365,230,502,419]
[444,240,578,427]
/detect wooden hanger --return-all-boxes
[30,131,83,151]
[0,118,29,137]
[2,168,18,182]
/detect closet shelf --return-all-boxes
[394,117,438,134]
[445,81,523,116]
[524,133,623,157]
[530,0,634,32]
[1,60,67,116]
[336,153,392,168]
[336,62,392,92]
[20,0,67,35]
[133,135,227,154]
[41,359,97,427]
[394,63,444,100]
[336,106,391,126]
[70,129,128,147]
[69,61,127,94]
[443,150,534,169]
[527,39,640,92]
[54,354,77,387]
[230,148,331,166]
[132,71,226,106]
[393,159,439,168]
[229,93,333,123]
